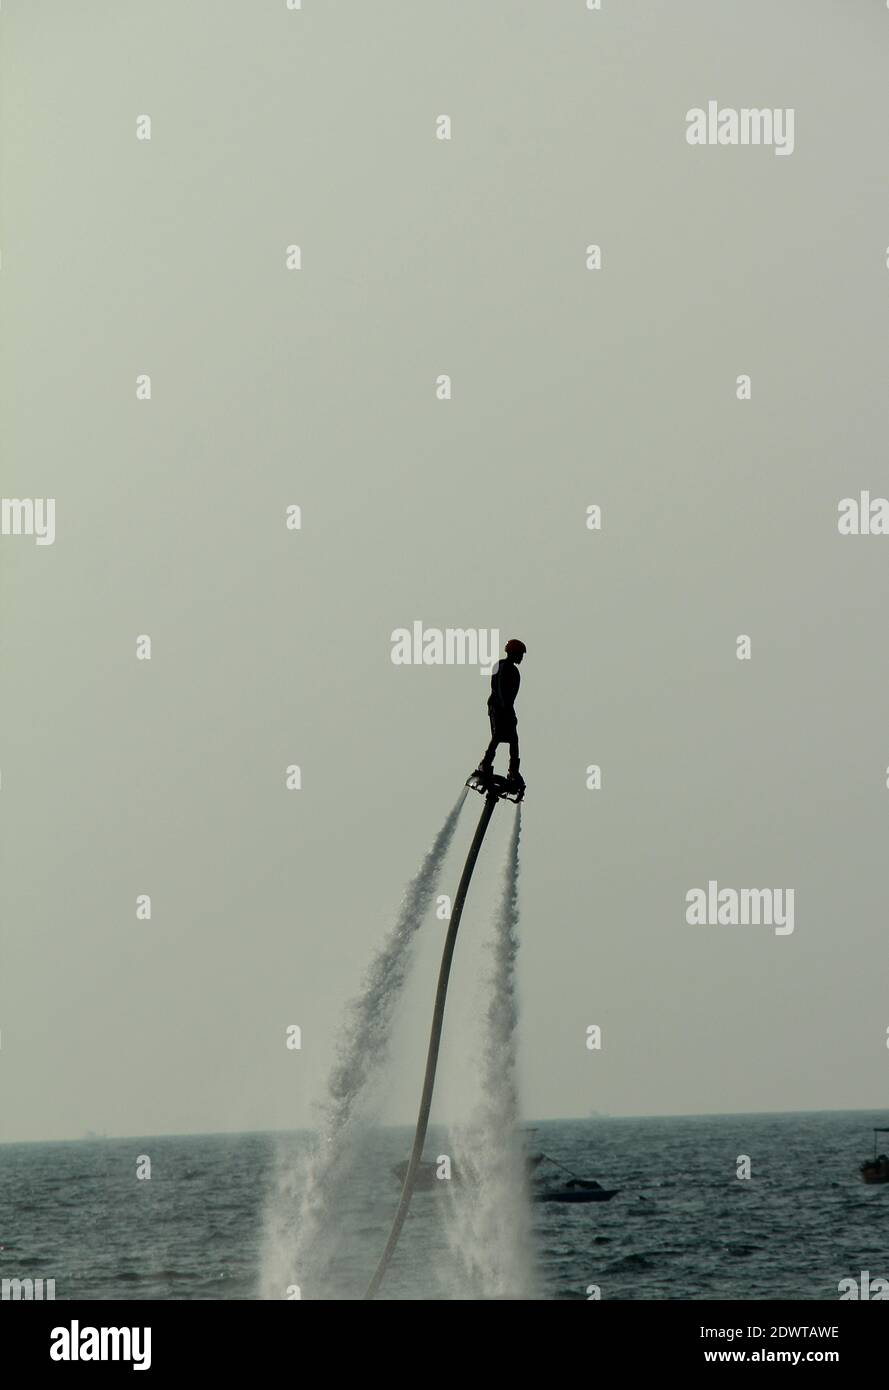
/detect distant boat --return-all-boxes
[534,1151,620,1203]
[536,1180,620,1204]
[860,1128,889,1184]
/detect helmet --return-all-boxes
[504,638,526,656]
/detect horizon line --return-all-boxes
[2,1103,887,1148]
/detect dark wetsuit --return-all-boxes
[481,657,520,771]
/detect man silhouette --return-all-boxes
[476,638,526,786]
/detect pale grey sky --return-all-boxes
[2,0,889,1143]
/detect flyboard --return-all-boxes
[363,766,524,1300]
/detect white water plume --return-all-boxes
[445,808,536,1298]
[260,793,466,1299]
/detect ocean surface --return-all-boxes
[1,1111,886,1300]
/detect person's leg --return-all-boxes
[477,717,500,772]
[507,730,520,778]
[478,709,500,770]
[480,739,498,768]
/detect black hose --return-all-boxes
[364,790,499,1299]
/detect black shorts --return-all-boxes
[489,710,517,743]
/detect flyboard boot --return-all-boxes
[467,759,495,795]
[506,757,525,797]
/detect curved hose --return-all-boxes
[364,791,499,1299]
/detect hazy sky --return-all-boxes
[3,0,889,1143]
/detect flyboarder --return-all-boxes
[474,638,526,793]
[368,643,529,1298]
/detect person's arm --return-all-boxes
[500,663,519,712]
